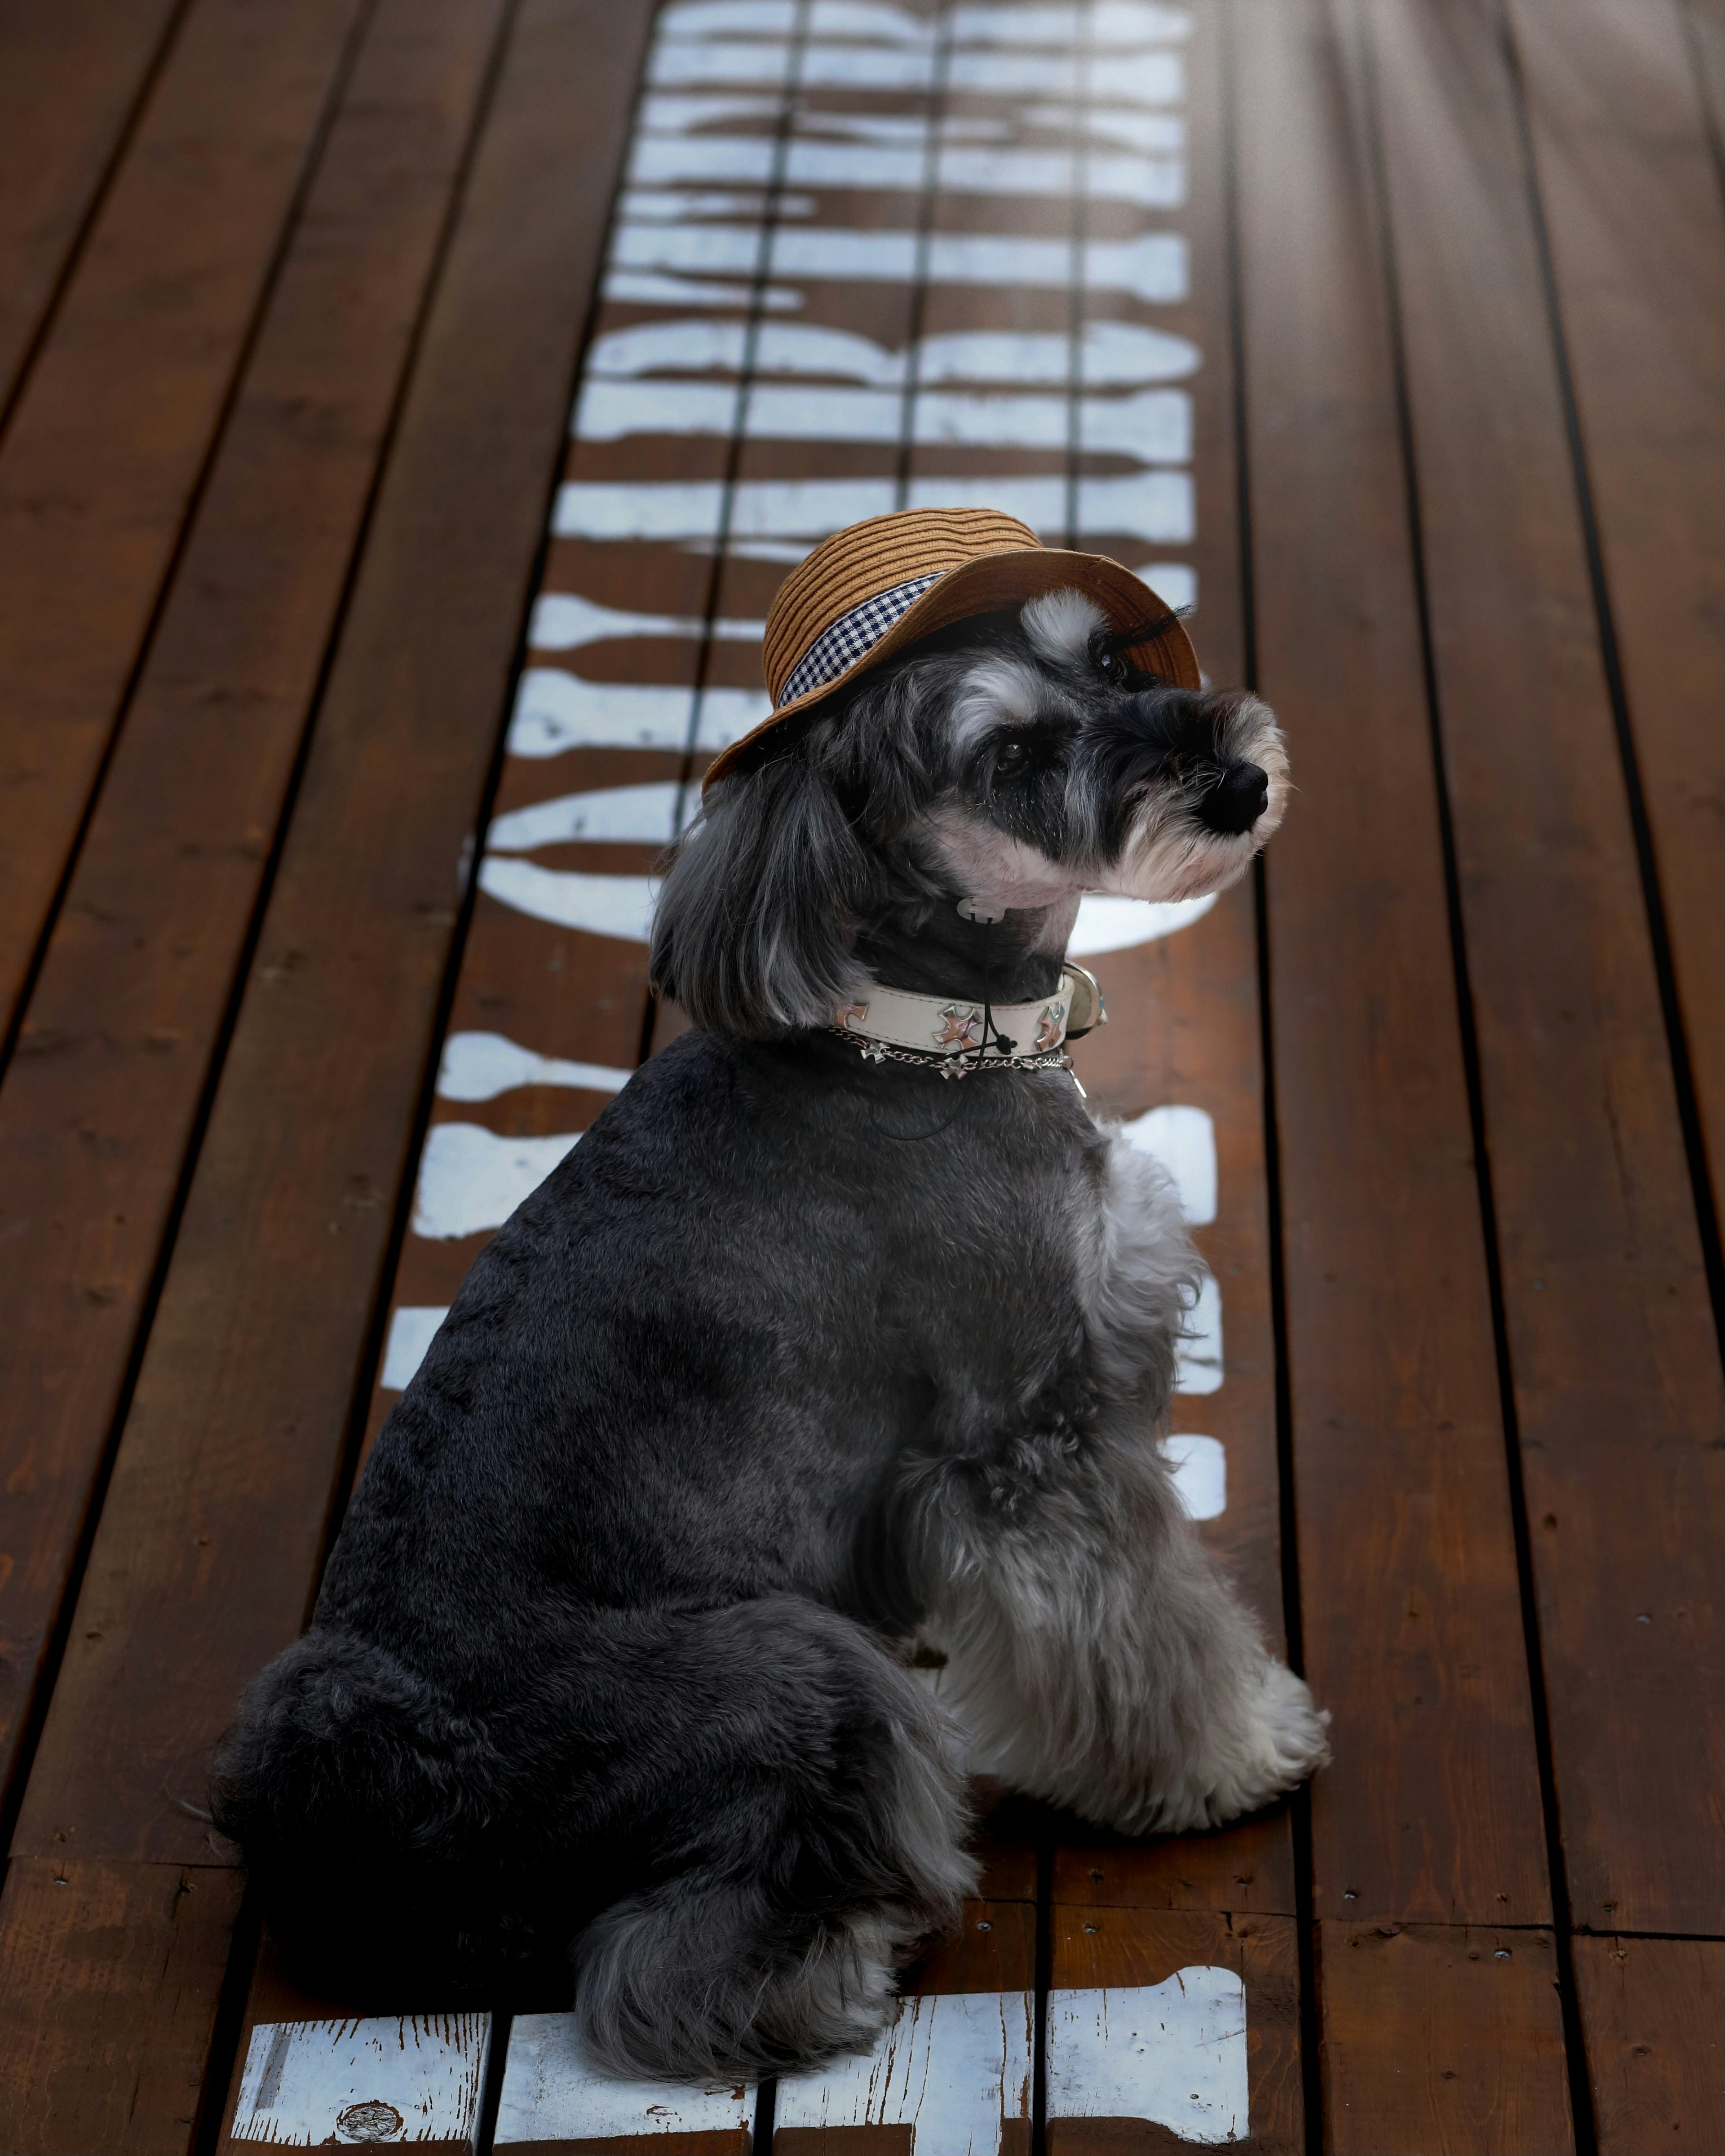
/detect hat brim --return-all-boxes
[701,547,1201,790]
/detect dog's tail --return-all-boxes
[211,1597,976,2063]
[570,1597,978,2079]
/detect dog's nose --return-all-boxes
[1199,762,1269,834]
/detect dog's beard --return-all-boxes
[1102,690,1289,902]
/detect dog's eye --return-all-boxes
[993,739,1030,776]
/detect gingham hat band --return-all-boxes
[774,572,942,708]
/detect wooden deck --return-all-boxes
[0,0,1720,2148]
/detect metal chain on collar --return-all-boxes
[824,1027,1075,1081]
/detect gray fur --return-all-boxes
[212,592,1324,2081]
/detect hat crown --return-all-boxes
[762,507,1041,706]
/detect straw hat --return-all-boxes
[702,506,1201,789]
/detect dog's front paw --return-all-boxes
[1132,1660,1330,1835]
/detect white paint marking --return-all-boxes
[410,1124,582,1241]
[507,674,768,759]
[583,318,1198,391]
[477,858,658,941]
[495,2014,752,2145]
[606,222,1188,306]
[1046,1970,1248,2145]
[1175,1270,1223,1395]
[1132,560,1197,611]
[1160,1433,1227,1521]
[381,1306,449,1393]
[507,674,694,757]
[629,133,1182,207]
[955,3,1193,44]
[487,781,680,852]
[775,1989,1032,2154]
[437,1032,632,1103]
[578,379,1190,463]
[527,590,764,654]
[553,473,1192,549]
[1119,1102,1216,1224]
[695,686,774,748]
[230,2014,489,2147]
[1068,892,1216,953]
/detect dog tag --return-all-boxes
[955,897,1007,923]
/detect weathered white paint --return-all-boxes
[487,781,681,852]
[381,1306,449,1393]
[495,2014,752,2147]
[657,0,1192,43]
[1046,1969,1248,2146]
[1119,1102,1216,1224]
[583,318,1199,391]
[630,133,1181,207]
[605,223,1188,307]
[1037,101,1187,151]
[410,1124,581,1242]
[229,2014,489,2148]
[775,1989,1032,2155]
[553,472,1193,549]
[507,674,695,757]
[695,686,774,748]
[436,1032,632,1103]
[1160,1433,1226,1520]
[955,3,1192,42]
[621,187,778,223]
[1068,893,1217,953]
[648,40,1182,102]
[1132,560,1196,611]
[578,379,1190,464]
[527,590,764,653]
[476,859,658,940]
[1174,1270,1223,1395]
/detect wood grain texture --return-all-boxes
[1573,1935,1725,2156]
[0,0,512,1841]
[0,0,656,2142]
[6,0,656,1873]
[1318,1924,1572,2156]
[1232,0,1552,1928]
[1512,0,1725,1227]
[0,0,368,1040]
[0,0,186,418]
[0,1857,246,2156]
[1050,1907,1302,2155]
[1367,0,1725,1939]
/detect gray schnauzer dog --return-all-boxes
[212,569,1328,2081]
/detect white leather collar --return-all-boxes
[834,974,1078,1065]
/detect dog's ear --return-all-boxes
[650,751,881,1036]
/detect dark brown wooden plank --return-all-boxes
[0,0,186,420]
[1233,0,1552,1938]
[0,1,657,2142]
[1368,0,1725,1939]
[0,0,512,1839]
[1512,0,1725,1228]
[0,1857,246,2156]
[0,0,367,1041]
[1318,1923,1572,2155]
[1573,1935,1725,2156]
[1049,1906,1301,2155]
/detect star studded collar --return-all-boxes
[829,964,1105,1078]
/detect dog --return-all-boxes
[212,571,1328,2082]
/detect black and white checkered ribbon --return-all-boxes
[776,571,941,707]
